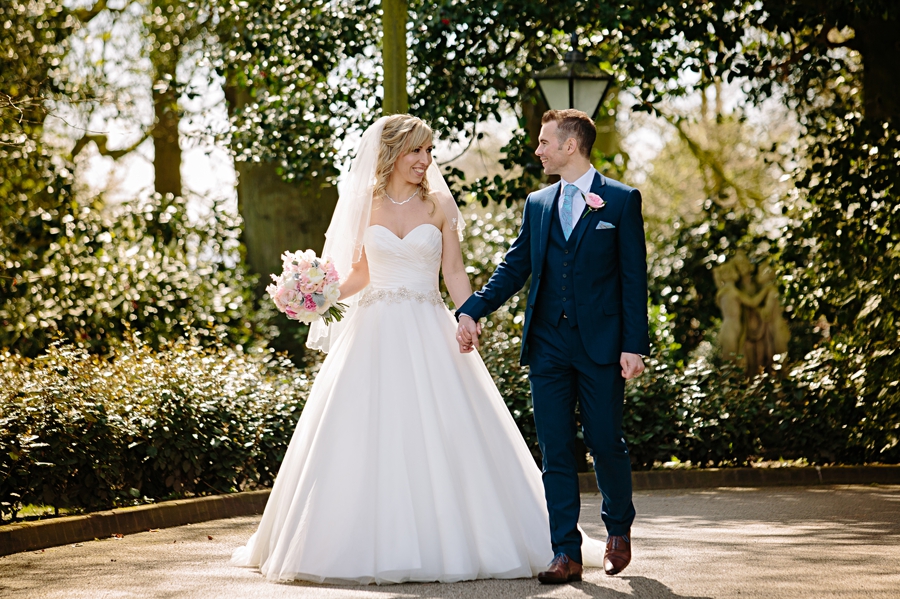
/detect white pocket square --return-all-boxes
[595,221,616,230]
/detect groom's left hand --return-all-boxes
[620,352,645,380]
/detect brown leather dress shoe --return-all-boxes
[604,533,631,575]
[537,553,583,584]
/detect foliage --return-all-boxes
[734,2,900,460]
[620,304,682,469]
[211,1,761,199]
[1,1,273,357]
[211,0,381,183]
[457,204,899,470]
[646,201,756,358]
[0,0,76,145]
[780,116,900,461]
[0,334,313,521]
[1,0,79,233]
[613,343,897,470]
[1,192,270,357]
[3,1,898,507]
[635,97,795,359]
[410,1,754,203]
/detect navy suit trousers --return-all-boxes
[527,314,636,562]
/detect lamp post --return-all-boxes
[534,33,613,119]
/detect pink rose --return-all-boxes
[273,285,293,309]
[304,294,317,311]
[585,192,605,210]
[581,192,606,220]
[293,272,313,293]
[325,264,339,284]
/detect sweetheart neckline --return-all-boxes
[367,223,441,242]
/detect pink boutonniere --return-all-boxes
[582,192,606,219]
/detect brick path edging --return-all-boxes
[579,464,900,492]
[0,490,269,557]
[3,466,899,556]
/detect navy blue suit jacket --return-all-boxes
[458,172,650,366]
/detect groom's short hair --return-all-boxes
[542,109,596,158]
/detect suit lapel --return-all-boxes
[572,171,607,254]
[537,182,560,260]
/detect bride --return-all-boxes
[231,114,602,584]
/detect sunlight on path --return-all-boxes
[2,486,898,599]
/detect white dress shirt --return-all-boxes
[558,166,598,226]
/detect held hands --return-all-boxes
[620,352,645,380]
[456,315,482,353]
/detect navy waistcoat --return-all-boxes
[533,200,582,328]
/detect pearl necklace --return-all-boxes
[385,189,419,206]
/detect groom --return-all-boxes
[456,109,649,583]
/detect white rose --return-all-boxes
[325,284,341,303]
[307,267,325,285]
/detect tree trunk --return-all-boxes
[224,84,339,361]
[149,4,182,198]
[235,162,338,361]
[236,163,338,297]
[857,17,900,122]
[152,81,182,197]
[381,0,408,114]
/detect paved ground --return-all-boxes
[2,485,899,599]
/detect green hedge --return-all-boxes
[461,208,899,471]
[482,329,898,472]
[3,207,896,520]
[0,335,313,521]
[1,192,270,358]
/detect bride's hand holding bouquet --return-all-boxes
[266,250,346,324]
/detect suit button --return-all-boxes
[562,274,567,278]
[562,286,567,291]
[529,304,534,309]
[564,250,569,254]
[562,297,567,301]
[563,262,568,266]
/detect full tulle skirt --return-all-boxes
[231,296,602,584]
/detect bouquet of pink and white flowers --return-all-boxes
[266,250,346,324]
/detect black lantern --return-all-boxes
[534,33,614,120]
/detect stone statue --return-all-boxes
[714,262,759,360]
[755,265,791,357]
[713,256,790,375]
[732,251,757,296]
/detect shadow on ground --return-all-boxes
[1,485,898,599]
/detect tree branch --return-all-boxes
[70,0,107,23]
[72,131,150,160]
[660,112,766,207]
[70,0,127,24]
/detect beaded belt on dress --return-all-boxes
[358,286,444,307]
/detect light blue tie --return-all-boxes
[561,183,578,240]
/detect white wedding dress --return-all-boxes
[232,223,602,584]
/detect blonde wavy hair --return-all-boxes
[373,114,435,212]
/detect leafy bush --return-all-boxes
[624,344,898,469]
[781,116,900,463]
[646,201,761,360]
[457,204,899,470]
[0,334,313,521]
[1,193,272,357]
